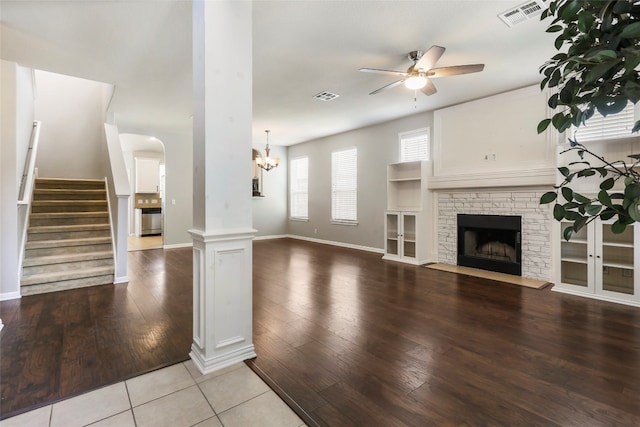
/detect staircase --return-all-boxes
[21,178,114,296]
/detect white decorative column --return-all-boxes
[190,0,256,373]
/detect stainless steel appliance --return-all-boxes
[141,207,162,236]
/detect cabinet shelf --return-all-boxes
[602,241,634,248]
[561,256,588,265]
[602,261,634,269]
[562,238,587,245]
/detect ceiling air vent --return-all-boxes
[498,0,546,27]
[313,91,340,101]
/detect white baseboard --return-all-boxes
[285,234,384,254]
[114,275,129,284]
[0,291,22,301]
[163,242,193,249]
[253,234,288,241]
[552,286,640,308]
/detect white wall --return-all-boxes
[1,60,35,299]
[287,111,433,250]
[252,144,287,237]
[120,128,193,247]
[431,85,556,188]
[34,70,110,179]
[15,66,35,191]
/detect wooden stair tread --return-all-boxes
[32,200,107,204]
[25,236,112,249]
[30,211,109,218]
[21,266,114,286]
[23,177,114,294]
[28,224,110,233]
[23,251,113,266]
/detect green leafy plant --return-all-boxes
[540,142,640,239]
[538,0,640,135]
[537,0,640,238]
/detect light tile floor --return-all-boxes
[1,361,305,427]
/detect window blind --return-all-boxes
[290,157,308,219]
[573,103,636,143]
[400,128,430,162]
[331,148,357,222]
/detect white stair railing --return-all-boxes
[17,120,42,280]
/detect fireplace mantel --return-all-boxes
[428,167,556,190]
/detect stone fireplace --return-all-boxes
[437,190,552,281]
[457,214,522,276]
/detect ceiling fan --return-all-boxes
[359,45,484,96]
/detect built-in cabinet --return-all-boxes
[557,219,640,305]
[383,161,430,264]
[135,157,160,193]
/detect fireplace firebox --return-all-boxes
[457,214,522,276]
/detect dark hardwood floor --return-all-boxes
[250,239,640,426]
[2,238,640,425]
[0,248,193,420]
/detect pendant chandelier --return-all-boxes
[255,130,280,172]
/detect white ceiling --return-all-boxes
[0,0,556,147]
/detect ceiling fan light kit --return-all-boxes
[360,45,484,97]
[404,72,427,90]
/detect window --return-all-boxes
[290,157,308,219]
[331,148,357,223]
[399,128,430,162]
[573,103,636,143]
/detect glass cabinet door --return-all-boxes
[560,221,592,290]
[402,213,417,259]
[598,222,636,297]
[386,213,399,256]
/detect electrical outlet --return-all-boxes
[314,228,318,234]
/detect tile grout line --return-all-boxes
[124,381,138,427]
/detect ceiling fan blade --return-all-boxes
[415,45,446,71]
[421,78,437,96]
[369,79,404,95]
[427,64,485,78]
[359,68,407,76]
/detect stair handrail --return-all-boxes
[18,120,42,205]
[17,120,41,283]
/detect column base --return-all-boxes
[190,343,257,374]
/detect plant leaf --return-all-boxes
[620,22,640,39]
[574,215,588,231]
[612,220,627,234]
[573,192,591,203]
[628,199,640,222]
[585,204,602,216]
[563,226,574,241]
[598,189,612,207]
[624,182,640,199]
[538,119,551,134]
[601,209,616,220]
[558,166,570,177]
[540,191,558,204]
[554,203,566,221]
[600,177,615,190]
[561,187,574,202]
